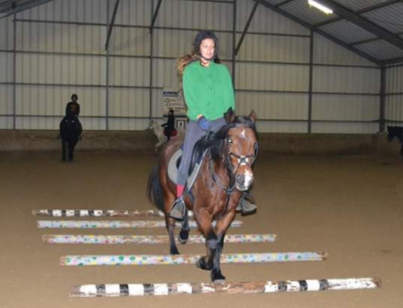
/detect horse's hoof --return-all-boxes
[196,257,212,271]
[170,247,180,255]
[178,230,189,244]
[211,271,226,283]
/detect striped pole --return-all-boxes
[43,234,277,245]
[37,220,243,229]
[61,252,326,266]
[32,209,175,218]
[70,277,380,297]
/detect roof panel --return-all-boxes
[356,39,403,60]
[320,19,377,44]
[281,0,337,25]
[363,2,403,33]
[332,0,385,11]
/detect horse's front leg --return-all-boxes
[210,210,237,282]
[194,209,215,271]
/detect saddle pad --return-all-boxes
[167,148,208,191]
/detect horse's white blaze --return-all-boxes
[244,169,254,187]
[240,129,246,138]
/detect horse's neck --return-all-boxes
[205,154,230,186]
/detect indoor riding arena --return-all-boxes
[1,1,403,308]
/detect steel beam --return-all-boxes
[276,0,295,8]
[104,0,120,51]
[150,0,162,32]
[234,0,259,56]
[318,0,403,52]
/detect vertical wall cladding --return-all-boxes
[235,0,310,132]
[0,0,387,133]
[19,0,108,23]
[385,65,403,125]
[106,0,152,130]
[10,0,109,130]
[0,16,14,129]
[312,33,380,134]
[0,16,14,50]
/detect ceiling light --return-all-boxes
[308,0,334,15]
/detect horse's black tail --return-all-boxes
[146,164,165,213]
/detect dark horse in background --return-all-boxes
[147,110,258,282]
[59,114,82,162]
[387,126,403,156]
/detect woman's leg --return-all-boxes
[170,121,205,220]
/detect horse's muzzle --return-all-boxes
[235,172,254,191]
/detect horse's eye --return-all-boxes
[227,138,233,144]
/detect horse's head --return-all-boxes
[223,110,258,191]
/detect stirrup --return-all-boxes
[169,197,186,221]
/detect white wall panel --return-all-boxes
[256,121,307,133]
[312,122,378,134]
[0,85,13,114]
[108,118,148,130]
[237,0,309,35]
[16,54,106,85]
[153,29,195,58]
[237,34,310,62]
[152,59,179,89]
[385,95,403,123]
[312,94,379,121]
[236,63,309,91]
[313,66,380,93]
[151,88,165,118]
[116,0,151,26]
[0,52,13,82]
[313,34,376,66]
[0,116,13,129]
[0,16,13,50]
[15,86,106,117]
[109,88,149,117]
[386,66,403,93]
[236,92,308,120]
[15,116,105,130]
[110,28,149,55]
[156,0,233,30]
[17,22,105,54]
[19,0,108,24]
[109,57,149,86]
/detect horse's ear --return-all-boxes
[248,110,257,123]
[224,107,236,124]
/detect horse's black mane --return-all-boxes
[190,116,256,172]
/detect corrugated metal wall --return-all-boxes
[385,65,403,127]
[0,0,393,133]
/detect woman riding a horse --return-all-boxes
[147,31,258,282]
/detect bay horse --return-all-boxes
[147,110,258,282]
[59,114,82,162]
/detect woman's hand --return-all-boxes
[197,116,211,131]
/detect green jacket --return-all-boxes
[183,60,235,121]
